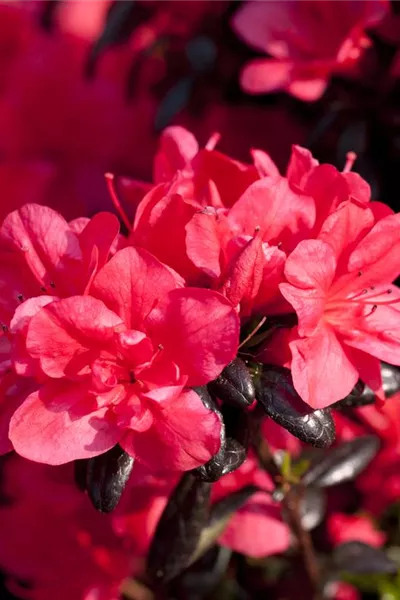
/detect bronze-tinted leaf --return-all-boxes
[381,362,400,398]
[208,357,255,408]
[147,473,212,583]
[299,487,326,531]
[256,365,335,448]
[332,541,397,575]
[193,390,248,483]
[302,435,379,488]
[86,445,134,513]
[333,380,373,409]
[334,363,400,409]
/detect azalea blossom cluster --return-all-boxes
[0,1,400,599]
[1,125,399,468]
[0,124,399,598]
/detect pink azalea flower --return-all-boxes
[1,204,239,468]
[0,454,164,600]
[232,0,389,101]
[327,512,386,548]
[279,203,400,408]
[212,455,290,557]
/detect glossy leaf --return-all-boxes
[147,472,212,583]
[332,541,397,575]
[381,362,400,398]
[208,357,256,408]
[256,365,335,448]
[190,485,259,565]
[192,388,248,483]
[334,363,400,409]
[333,380,374,409]
[302,435,379,488]
[86,445,134,513]
[299,486,326,531]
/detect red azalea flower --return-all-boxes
[1,204,239,467]
[232,0,389,101]
[0,454,163,600]
[327,512,386,548]
[279,203,400,408]
[0,203,120,329]
[211,455,290,558]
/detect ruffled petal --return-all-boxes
[148,288,239,386]
[92,246,178,330]
[9,382,121,464]
[26,296,123,378]
[290,323,359,408]
[121,388,222,471]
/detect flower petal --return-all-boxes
[148,288,239,386]
[280,240,336,335]
[240,59,293,94]
[290,323,359,408]
[122,388,222,471]
[348,213,400,286]
[286,145,319,188]
[92,246,178,330]
[0,203,82,294]
[9,382,121,464]
[228,176,315,251]
[185,211,222,280]
[219,494,290,557]
[26,296,123,378]
[153,126,198,183]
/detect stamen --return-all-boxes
[104,172,132,233]
[17,294,24,302]
[343,151,357,173]
[40,286,47,293]
[205,132,221,151]
[365,304,378,317]
[50,281,56,289]
[239,316,267,349]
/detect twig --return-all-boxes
[254,437,323,600]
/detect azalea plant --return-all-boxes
[1,2,400,600]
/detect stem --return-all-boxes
[254,437,322,600]
[284,486,322,600]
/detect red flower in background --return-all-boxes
[327,512,386,548]
[232,0,389,101]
